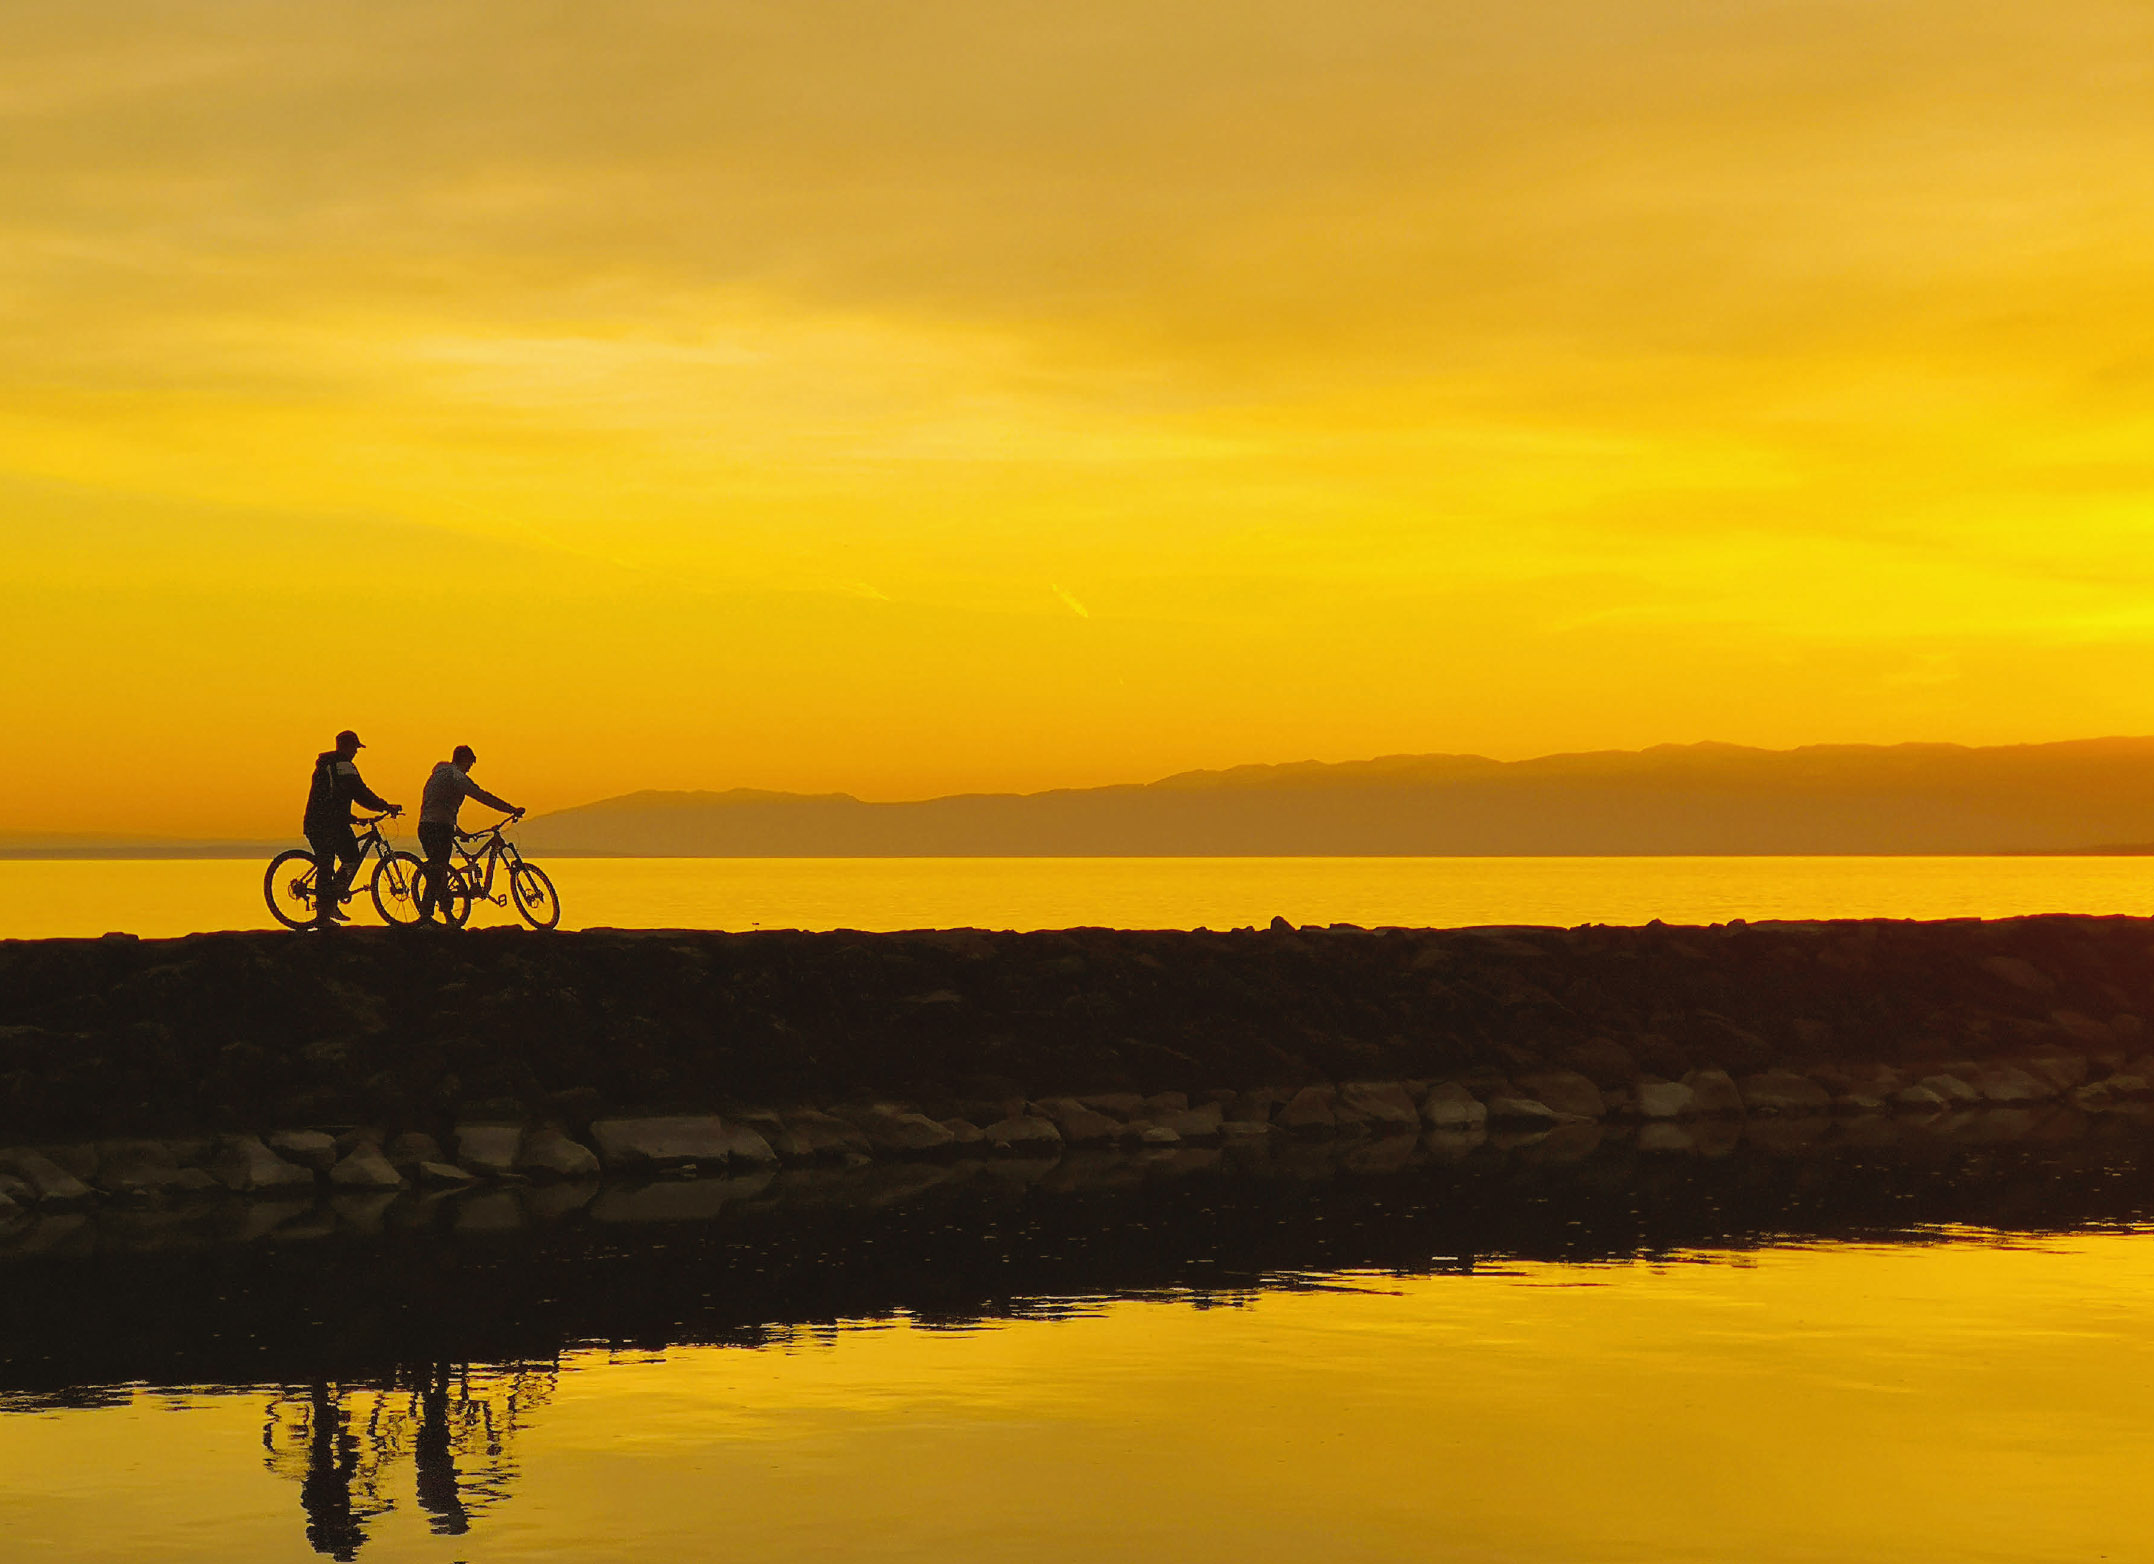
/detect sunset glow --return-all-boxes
[6,2,2154,836]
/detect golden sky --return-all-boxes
[5,2,2154,836]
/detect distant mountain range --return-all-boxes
[14,738,2154,859]
[511,738,2154,857]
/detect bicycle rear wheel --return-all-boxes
[370,850,427,926]
[511,862,562,930]
[419,861,474,929]
[264,849,320,930]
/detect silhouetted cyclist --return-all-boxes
[303,730,400,929]
[417,744,521,921]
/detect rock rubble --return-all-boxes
[4,916,2154,1231]
[1,1048,2149,1234]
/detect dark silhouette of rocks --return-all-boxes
[518,736,2154,855]
[7,1114,2154,1403]
[1,914,2152,1145]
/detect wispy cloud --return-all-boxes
[1052,584,1090,619]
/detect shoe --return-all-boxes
[326,907,352,923]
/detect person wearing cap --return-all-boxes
[302,730,400,928]
[416,745,521,923]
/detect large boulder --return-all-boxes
[94,1141,187,1197]
[382,1131,445,1170]
[1033,1097,1124,1145]
[858,1111,957,1155]
[266,1131,339,1171]
[940,1118,987,1147]
[210,1135,317,1195]
[1968,1064,2053,1105]
[1514,1072,1605,1120]
[1636,1080,1698,1119]
[590,1116,738,1171]
[1275,1085,1339,1133]
[516,1126,602,1180]
[1159,1101,1225,1139]
[328,1146,406,1189]
[1916,1073,1981,1105]
[2022,1055,2088,1093]
[781,1111,873,1158]
[721,1122,778,1165]
[1420,1083,1488,1130]
[39,1144,99,1181]
[2073,1078,2131,1110]
[982,1114,1063,1151]
[1739,1071,1832,1115]
[0,1147,95,1204]
[1338,1081,1423,1129]
[734,1111,808,1160]
[455,1124,525,1178]
[1681,1070,1744,1116]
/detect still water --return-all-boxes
[5,1234,2154,1560]
[4,853,2153,938]
[5,1126,2154,1562]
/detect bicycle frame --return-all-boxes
[450,823,526,907]
[327,816,398,894]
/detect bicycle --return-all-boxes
[417,812,562,931]
[263,813,427,930]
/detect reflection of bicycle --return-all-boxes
[419,814,561,931]
[263,814,426,930]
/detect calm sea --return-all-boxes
[8,1229,2154,1562]
[0,853,2149,939]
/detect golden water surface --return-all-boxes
[3,854,2153,939]
[4,1233,2152,1561]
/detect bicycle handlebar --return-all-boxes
[456,809,524,841]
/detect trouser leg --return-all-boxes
[322,827,361,920]
[305,832,340,926]
[418,823,454,919]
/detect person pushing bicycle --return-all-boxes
[304,730,402,928]
[417,745,521,922]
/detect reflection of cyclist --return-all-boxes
[303,730,400,929]
[418,745,520,922]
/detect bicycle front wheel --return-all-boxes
[511,862,562,930]
[370,850,427,926]
[264,849,320,930]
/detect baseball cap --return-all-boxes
[336,729,365,749]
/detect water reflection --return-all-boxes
[261,1364,554,1557]
[8,1120,2154,1558]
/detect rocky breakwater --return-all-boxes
[3,914,2154,1225]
